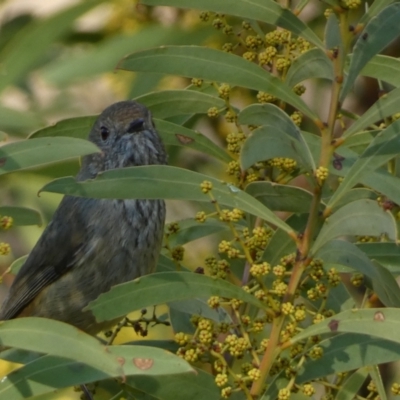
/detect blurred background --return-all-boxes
[1,0,400,397]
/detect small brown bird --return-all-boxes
[0,101,167,334]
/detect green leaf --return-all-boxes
[9,255,28,275]
[328,120,400,208]
[325,282,353,314]
[358,55,400,87]
[126,368,227,400]
[340,3,400,102]
[292,308,400,345]
[29,115,230,162]
[29,116,97,139]
[40,165,294,234]
[119,46,318,121]
[169,304,196,335]
[316,240,400,307]
[329,188,377,213]
[154,119,231,162]
[285,48,333,87]
[330,146,400,206]
[298,333,400,382]
[359,0,398,25]
[0,106,43,135]
[262,214,308,265]
[239,104,315,170]
[0,137,99,176]
[369,365,387,400]
[342,130,377,152]
[0,0,105,93]
[0,346,193,400]
[245,182,313,213]
[240,126,314,171]
[311,200,397,253]
[86,271,266,323]
[356,242,400,274]
[167,218,229,248]
[301,131,320,164]
[344,87,400,137]
[335,367,369,400]
[361,169,400,206]
[0,318,122,377]
[325,13,342,51]
[0,348,42,365]
[140,0,324,50]
[0,206,41,226]
[157,254,180,272]
[135,89,225,119]
[169,298,231,325]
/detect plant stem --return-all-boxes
[250,8,350,400]
[250,315,284,396]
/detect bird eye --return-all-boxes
[100,126,110,141]
[127,118,144,133]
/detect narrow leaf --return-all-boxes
[285,48,333,87]
[262,214,308,265]
[325,13,342,50]
[29,115,230,162]
[86,271,266,323]
[0,346,193,400]
[361,169,400,206]
[369,365,387,400]
[245,182,314,213]
[356,242,400,273]
[239,104,315,170]
[340,3,400,102]
[292,308,400,345]
[311,200,397,253]
[140,0,324,50]
[0,137,99,176]
[328,120,400,208]
[240,126,313,171]
[359,0,397,24]
[29,116,97,139]
[0,206,41,226]
[135,90,225,119]
[344,86,400,137]
[335,367,369,400]
[9,255,28,274]
[169,298,231,325]
[298,333,400,383]
[118,46,318,121]
[154,119,231,162]
[167,218,229,248]
[0,106,42,135]
[357,55,400,87]
[126,368,225,400]
[40,165,294,235]
[316,240,400,307]
[0,318,121,377]
[330,146,400,206]
[329,188,377,213]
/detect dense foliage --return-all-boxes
[2,0,400,399]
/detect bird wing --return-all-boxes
[0,196,87,320]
